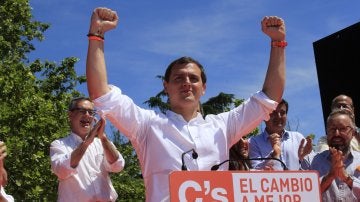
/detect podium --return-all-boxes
[169,171,321,202]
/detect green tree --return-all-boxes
[111,126,145,201]
[202,92,236,115]
[143,76,169,114]
[1,1,146,200]
[0,0,84,200]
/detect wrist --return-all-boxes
[89,25,104,37]
[324,172,336,181]
[344,175,353,184]
[99,135,108,142]
[82,139,91,147]
[88,26,105,41]
[87,33,104,42]
[271,40,287,48]
[270,150,280,158]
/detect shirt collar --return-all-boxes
[70,132,84,143]
[166,110,205,124]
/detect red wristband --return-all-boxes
[271,40,287,48]
[88,36,104,42]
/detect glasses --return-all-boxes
[332,103,354,111]
[327,126,353,135]
[71,108,97,116]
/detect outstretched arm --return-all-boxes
[86,7,119,100]
[261,16,286,102]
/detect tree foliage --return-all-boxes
[0,1,259,198]
[1,1,310,200]
[0,1,86,200]
[111,127,145,201]
[143,76,169,114]
[1,1,146,200]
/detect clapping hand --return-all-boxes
[0,142,6,162]
[298,136,313,161]
[329,147,348,181]
[269,133,281,158]
[0,141,8,187]
[83,117,106,146]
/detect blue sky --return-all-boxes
[29,1,360,145]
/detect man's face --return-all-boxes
[326,114,354,153]
[239,138,249,157]
[265,103,287,134]
[331,96,354,114]
[163,63,206,110]
[69,100,96,138]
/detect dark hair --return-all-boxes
[279,99,289,114]
[163,56,207,84]
[68,97,93,111]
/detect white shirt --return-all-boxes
[94,85,277,202]
[50,132,125,202]
[0,186,14,202]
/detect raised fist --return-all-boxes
[261,16,286,41]
[89,7,119,36]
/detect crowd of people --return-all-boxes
[1,6,358,202]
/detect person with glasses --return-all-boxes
[85,7,286,201]
[301,109,360,201]
[50,97,125,202]
[317,94,360,152]
[248,99,313,170]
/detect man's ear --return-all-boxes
[202,83,207,95]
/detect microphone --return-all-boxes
[181,149,198,171]
[211,159,239,171]
[211,157,288,171]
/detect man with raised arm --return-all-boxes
[86,7,286,202]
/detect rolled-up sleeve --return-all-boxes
[50,140,77,180]
[226,91,278,146]
[103,149,125,173]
